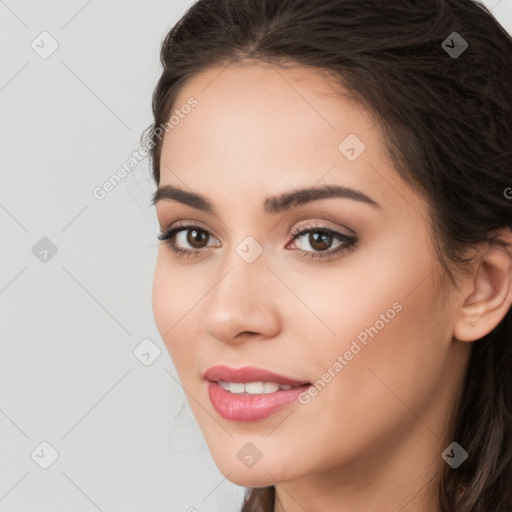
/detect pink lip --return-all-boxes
[203,365,308,386]
[204,365,311,422]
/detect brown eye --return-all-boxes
[307,231,334,251]
[157,221,357,262]
[186,228,209,249]
[157,223,221,257]
[287,223,358,261]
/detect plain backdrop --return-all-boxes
[1,1,511,511]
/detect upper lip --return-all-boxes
[204,365,310,386]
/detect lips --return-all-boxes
[203,365,309,387]
[204,365,311,422]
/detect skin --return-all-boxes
[152,62,512,511]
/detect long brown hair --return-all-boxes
[144,1,512,510]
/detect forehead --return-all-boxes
[158,62,427,224]
[171,62,374,139]
[163,64,376,172]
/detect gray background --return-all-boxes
[1,1,511,511]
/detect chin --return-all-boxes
[222,467,278,488]
[209,449,300,488]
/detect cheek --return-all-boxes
[151,253,171,338]
[288,234,447,422]
[151,252,200,367]
[319,289,447,458]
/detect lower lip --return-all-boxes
[207,381,310,422]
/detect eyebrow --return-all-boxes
[151,183,381,214]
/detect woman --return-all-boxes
[145,0,512,510]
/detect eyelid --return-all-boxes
[158,219,220,238]
[286,222,357,253]
[158,220,221,243]
[158,219,354,244]
[288,219,355,239]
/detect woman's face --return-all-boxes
[152,63,471,490]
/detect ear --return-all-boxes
[454,228,512,342]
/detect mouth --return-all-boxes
[204,365,312,421]
[215,380,305,395]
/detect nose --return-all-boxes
[203,248,281,345]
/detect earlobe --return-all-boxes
[453,229,512,343]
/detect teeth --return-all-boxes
[218,381,230,391]
[245,382,264,394]
[263,382,280,393]
[230,382,245,394]
[218,381,298,394]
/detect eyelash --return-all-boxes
[157,221,358,262]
